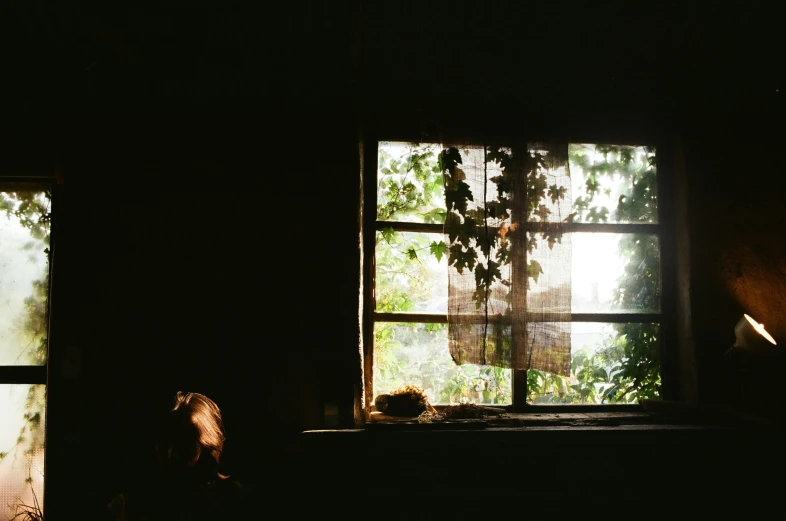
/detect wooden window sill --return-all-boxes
[358,400,781,431]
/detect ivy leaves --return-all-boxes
[429,241,446,262]
[548,184,567,204]
[586,206,609,223]
[569,144,656,224]
[448,242,477,274]
[527,259,543,284]
[442,147,473,217]
[380,225,447,264]
[441,145,568,310]
[404,240,447,262]
[445,181,474,216]
[377,144,446,223]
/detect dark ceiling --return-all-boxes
[1,1,783,146]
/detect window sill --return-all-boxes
[367,410,667,430]
[354,400,780,431]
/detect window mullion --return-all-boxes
[0,366,47,384]
[510,144,529,410]
[373,312,661,324]
[362,135,379,418]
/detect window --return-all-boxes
[0,181,52,519]
[364,139,664,412]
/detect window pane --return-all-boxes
[375,231,448,313]
[0,185,51,365]
[527,231,571,313]
[377,142,446,224]
[527,323,661,404]
[0,384,46,520]
[374,322,512,406]
[569,144,657,224]
[572,233,660,313]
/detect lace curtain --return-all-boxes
[442,142,573,376]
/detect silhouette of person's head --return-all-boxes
[154,391,227,484]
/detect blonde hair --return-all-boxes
[157,391,228,481]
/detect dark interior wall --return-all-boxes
[2,3,359,513]
[682,112,786,406]
[2,0,785,516]
[42,100,364,507]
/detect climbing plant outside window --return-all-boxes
[367,140,661,409]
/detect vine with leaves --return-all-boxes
[440,144,562,309]
[374,142,660,405]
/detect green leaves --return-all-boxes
[484,199,510,220]
[422,208,447,224]
[548,184,567,204]
[585,173,600,195]
[586,206,609,223]
[570,143,657,224]
[375,229,445,314]
[445,180,473,215]
[453,215,479,250]
[474,259,502,290]
[441,145,569,319]
[542,228,562,250]
[439,147,463,175]
[533,204,550,221]
[377,143,446,223]
[381,227,395,244]
[448,243,477,274]
[430,241,446,262]
[527,259,543,284]
[527,171,548,214]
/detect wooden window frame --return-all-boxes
[361,133,677,415]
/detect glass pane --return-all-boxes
[377,142,446,223]
[527,232,571,313]
[572,233,660,313]
[527,323,661,404]
[0,184,51,365]
[373,322,512,406]
[375,231,448,313]
[0,384,46,520]
[527,144,572,223]
[569,144,657,224]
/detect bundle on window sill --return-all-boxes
[373,385,504,423]
[374,385,435,417]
